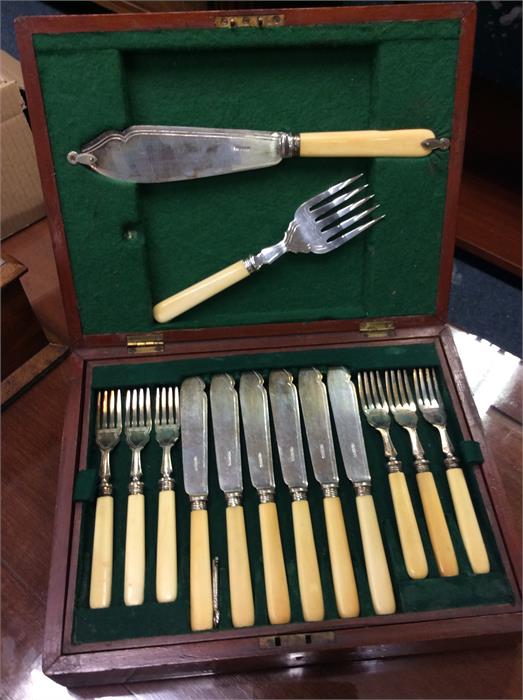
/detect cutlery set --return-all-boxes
[89,367,489,632]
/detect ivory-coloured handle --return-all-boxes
[323,496,359,618]
[447,468,490,574]
[226,505,255,628]
[89,495,113,609]
[355,494,396,615]
[291,499,324,622]
[153,260,250,323]
[190,508,213,631]
[124,493,145,606]
[258,502,291,625]
[388,472,428,580]
[416,471,459,577]
[156,490,177,603]
[299,129,436,157]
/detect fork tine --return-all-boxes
[369,371,380,407]
[376,372,388,408]
[306,174,363,209]
[109,389,115,428]
[116,390,122,430]
[417,367,429,405]
[412,368,423,405]
[168,387,174,424]
[155,387,160,426]
[431,368,444,405]
[146,388,152,428]
[388,370,401,406]
[320,193,373,229]
[96,392,102,430]
[314,184,369,218]
[322,214,386,251]
[132,389,138,427]
[323,203,381,239]
[174,386,180,423]
[425,368,436,403]
[161,387,167,425]
[402,370,415,404]
[125,390,131,428]
[138,388,144,426]
[357,372,367,408]
[363,371,374,409]
[102,390,109,428]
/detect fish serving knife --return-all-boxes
[298,368,359,618]
[180,376,213,631]
[327,367,396,615]
[210,374,255,628]
[268,369,325,622]
[67,125,446,183]
[239,372,291,625]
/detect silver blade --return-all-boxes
[268,370,308,491]
[239,372,275,492]
[70,125,283,183]
[210,374,243,494]
[298,368,339,487]
[327,367,371,485]
[180,376,208,497]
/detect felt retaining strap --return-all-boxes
[73,469,98,503]
[459,440,484,466]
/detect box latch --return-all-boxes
[215,14,285,29]
[359,319,396,338]
[127,333,164,355]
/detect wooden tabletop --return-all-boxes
[2,220,522,699]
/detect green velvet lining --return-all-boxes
[34,20,459,335]
[460,440,484,466]
[72,343,513,645]
[73,468,98,503]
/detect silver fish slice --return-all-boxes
[153,174,384,323]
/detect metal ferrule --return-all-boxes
[225,491,243,507]
[278,132,301,158]
[189,495,208,511]
[354,482,372,497]
[98,477,113,497]
[258,488,275,504]
[322,484,338,498]
[290,487,308,502]
[414,457,430,473]
[443,455,460,470]
[386,457,403,474]
[244,236,288,273]
[158,476,175,491]
[128,477,144,495]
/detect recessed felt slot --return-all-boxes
[72,344,513,645]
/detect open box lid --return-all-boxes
[16,3,475,350]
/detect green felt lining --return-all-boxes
[34,20,459,336]
[460,440,484,465]
[72,343,513,645]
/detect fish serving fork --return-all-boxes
[153,174,385,323]
[90,389,122,609]
[124,387,152,606]
[155,387,180,603]
[358,371,428,580]
[413,368,489,574]
[384,370,458,577]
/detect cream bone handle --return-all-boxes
[323,495,359,618]
[89,495,114,609]
[416,470,459,577]
[225,503,255,628]
[355,491,396,615]
[446,467,489,574]
[190,506,214,631]
[388,471,428,579]
[291,497,325,622]
[299,129,438,157]
[156,490,177,603]
[258,500,291,625]
[124,493,145,606]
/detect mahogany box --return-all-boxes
[16,3,521,687]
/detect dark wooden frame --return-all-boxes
[15,3,522,688]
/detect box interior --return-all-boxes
[72,343,513,644]
[34,19,459,336]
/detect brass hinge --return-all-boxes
[127,333,164,355]
[359,320,396,338]
[215,14,284,29]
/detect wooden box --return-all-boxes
[16,3,521,688]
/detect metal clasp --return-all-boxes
[215,14,284,28]
[422,137,451,151]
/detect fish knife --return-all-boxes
[180,376,213,631]
[298,368,359,618]
[327,367,396,615]
[239,371,291,625]
[268,369,324,622]
[67,125,447,183]
[210,374,255,628]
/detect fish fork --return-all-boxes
[358,372,428,579]
[413,368,489,574]
[124,387,152,606]
[155,387,180,602]
[385,370,458,577]
[90,389,122,609]
[153,174,385,323]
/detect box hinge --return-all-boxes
[359,319,396,338]
[215,14,284,29]
[127,333,164,355]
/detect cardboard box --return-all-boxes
[0,50,45,239]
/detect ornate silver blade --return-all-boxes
[268,370,308,491]
[327,367,371,485]
[210,374,243,494]
[68,125,284,183]
[298,368,339,487]
[180,376,208,497]
[239,372,275,492]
